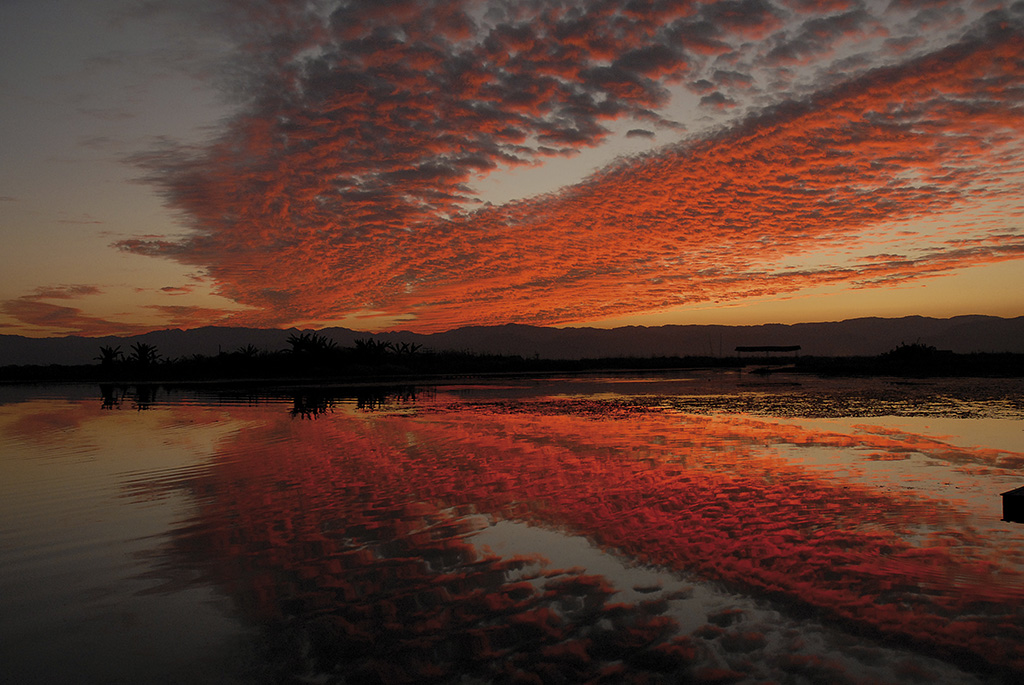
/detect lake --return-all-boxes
[2,371,1023,684]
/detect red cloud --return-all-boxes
[114,4,1024,332]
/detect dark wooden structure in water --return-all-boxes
[1002,486,1024,523]
[735,345,801,364]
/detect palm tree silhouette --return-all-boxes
[235,344,262,359]
[95,345,123,367]
[129,342,160,367]
[393,341,422,357]
[287,332,338,356]
[354,338,393,358]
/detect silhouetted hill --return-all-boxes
[375,315,1024,359]
[1,316,1022,367]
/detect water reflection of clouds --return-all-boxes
[8,385,1023,681]
[137,395,1024,681]
[473,520,990,684]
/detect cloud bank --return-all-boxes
[103,0,1024,332]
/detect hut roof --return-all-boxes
[1000,486,1024,497]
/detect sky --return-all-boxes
[1,0,1023,338]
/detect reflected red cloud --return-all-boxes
[91,3,1024,333]
[131,408,705,681]
[359,406,1024,670]
[0,403,94,445]
[132,398,1024,677]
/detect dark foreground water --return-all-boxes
[2,371,1024,684]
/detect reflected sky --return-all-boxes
[0,398,256,684]
[2,377,1024,683]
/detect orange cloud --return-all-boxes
[0,299,148,338]
[106,3,1024,333]
[22,284,102,300]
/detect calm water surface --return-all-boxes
[2,372,1023,684]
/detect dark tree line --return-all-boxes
[82,333,494,382]
[2,336,1022,384]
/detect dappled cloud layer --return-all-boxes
[88,0,1024,332]
[124,397,1024,682]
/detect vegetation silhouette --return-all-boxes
[287,332,338,358]
[235,343,262,360]
[796,342,1024,377]
[128,341,161,368]
[95,345,123,367]
[1,334,1023,383]
[353,337,393,359]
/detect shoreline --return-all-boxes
[3,351,1024,388]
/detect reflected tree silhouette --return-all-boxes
[96,383,158,410]
[356,386,420,411]
[99,383,121,409]
[290,393,335,419]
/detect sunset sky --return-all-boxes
[2,0,1023,337]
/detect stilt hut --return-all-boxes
[735,345,801,365]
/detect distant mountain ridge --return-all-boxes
[1,315,1022,367]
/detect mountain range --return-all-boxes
[1,315,1022,367]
